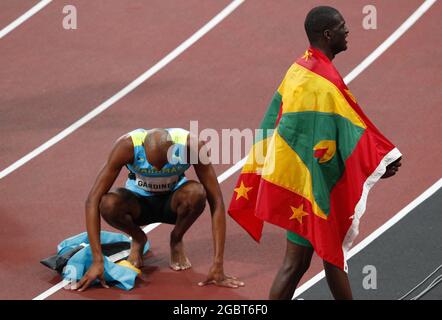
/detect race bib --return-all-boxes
[135,174,179,193]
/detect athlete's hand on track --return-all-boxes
[72,261,109,292]
[198,263,245,289]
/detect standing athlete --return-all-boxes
[268,6,402,300]
[74,127,244,291]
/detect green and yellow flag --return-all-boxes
[228,47,401,271]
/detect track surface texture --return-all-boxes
[0,0,440,300]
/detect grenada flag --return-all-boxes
[228,47,402,271]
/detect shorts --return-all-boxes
[287,230,313,248]
[130,190,178,226]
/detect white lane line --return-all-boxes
[0,0,245,181]
[344,0,437,84]
[33,224,159,300]
[33,247,132,300]
[0,0,52,39]
[33,280,70,300]
[217,157,247,183]
[293,178,442,299]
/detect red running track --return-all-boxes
[0,0,40,31]
[0,0,440,299]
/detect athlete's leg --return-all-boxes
[99,188,147,268]
[168,181,207,271]
[323,260,353,300]
[269,239,314,300]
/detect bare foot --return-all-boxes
[127,233,147,268]
[170,240,192,271]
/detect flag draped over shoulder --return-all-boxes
[228,47,402,271]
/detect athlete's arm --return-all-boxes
[74,135,133,291]
[190,136,244,288]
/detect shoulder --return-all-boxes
[108,133,134,166]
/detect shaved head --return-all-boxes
[304,6,341,44]
[304,6,349,58]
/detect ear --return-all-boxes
[323,29,332,40]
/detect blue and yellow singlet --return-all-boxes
[125,128,191,196]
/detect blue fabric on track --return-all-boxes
[58,231,150,290]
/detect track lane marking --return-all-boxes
[0,0,245,180]
[294,178,442,299]
[0,0,52,39]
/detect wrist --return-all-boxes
[93,255,104,263]
[212,259,223,267]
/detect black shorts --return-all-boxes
[129,190,178,226]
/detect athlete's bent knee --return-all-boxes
[99,193,123,221]
[175,182,207,217]
[187,183,206,214]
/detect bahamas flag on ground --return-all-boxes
[228,47,402,271]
